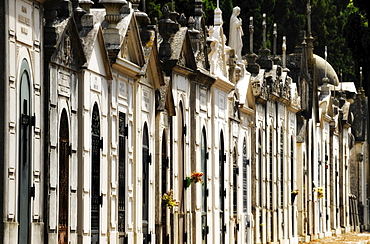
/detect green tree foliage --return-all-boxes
[310,0,355,83]
[145,0,215,24]
[345,0,369,93]
[145,0,367,92]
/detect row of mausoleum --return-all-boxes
[0,0,368,243]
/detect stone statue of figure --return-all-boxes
[229,6,243,63]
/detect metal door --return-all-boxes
[142,123,149,243]
[118,112,126,243]
[18,61,31,244]
[58,110,69,243]
[91,104,100,244]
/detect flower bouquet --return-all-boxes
[316,187,324,199]
[162,190,179,208]
[291,189,299,195]
[185,171,204,188]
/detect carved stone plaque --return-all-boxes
[200,87,207,109]
[142,89,150,112]
[16,1,32,45]
[58,71,70,97]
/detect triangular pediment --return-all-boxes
[145,40,165,88]
[168,27,197,71]
[155,76,176,116]
[86,27,112,79]
[51,17,86,70]
[120,15,145,67]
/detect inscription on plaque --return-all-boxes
[58,72,70,97]
[218,93,225,117]
[16,1,32,45]
[290,112,295,127]
[118,80,127,98]
[91,75,101,93]
[142,90,150,112]
[200,87,207,110]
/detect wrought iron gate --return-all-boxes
[91,104,100,244]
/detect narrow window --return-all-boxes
[258,130,263,242]
[118,112,126,238]
[280,127,284,209]
[243,138,248,213]
[91,103,101,243]
[18,59,31,244]
[258,130,263,206]
[161,130,169,243]
[269,127,273,212]
[201,127,207,242]
[178,102,185,243]
[219,131,225,244]
[269,126,273,241]
[233,147,237,214]
[58,109,69,243]
[291,136,295,237]
[142,123,150,243]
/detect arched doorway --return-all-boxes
[178,102,185,243]
[161,130,169,243]
[219,131,225,244]
[91,103,101,244]
[232,146,238,243]
[242,137,249,242]
[58,109,69,243]
[201,127,208,243]
[258,129,263,243]
[142,123,150,243]
[118,112,127,241]
[290,136,295,237]
[18,59,32,243]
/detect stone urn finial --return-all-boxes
[79,0,94,14]
[100,0,127,62]
[100,0,126,28]
[79,0,94,29]
[158,4,176,61]
[179,13,187,27]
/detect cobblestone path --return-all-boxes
[304,232,370,244]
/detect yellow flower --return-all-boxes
[162,190,179,208]
[315,187,324,199]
